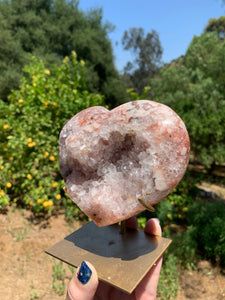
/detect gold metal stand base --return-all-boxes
[46,221,171,294]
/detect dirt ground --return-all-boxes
[0,207,225,300]
[0,208,80,300]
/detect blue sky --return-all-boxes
[78,0,224,72]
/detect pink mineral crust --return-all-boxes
[59,100,190,226]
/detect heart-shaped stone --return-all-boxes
[59,100,190,226]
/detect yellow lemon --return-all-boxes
[44,152,49,158]
[37,198,43,204]
[49,156,56,162]
[56,194,61,200]
[52,182,58,188]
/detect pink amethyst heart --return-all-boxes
[59,100,190,226]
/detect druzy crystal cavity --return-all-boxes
[59,100,190,226]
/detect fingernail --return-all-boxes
[77,261,92,284]
[153,218,160,224]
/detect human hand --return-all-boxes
[66,217,162,300]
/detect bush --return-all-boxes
[0,52,105,215]
[157,254,180,300]
[188,200,225,267]
[165,226,199,270]
[151,32,225,169]
[162,200,225,270]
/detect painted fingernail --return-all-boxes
[77,261,92,284]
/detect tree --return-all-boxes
[122,27,162,94]
[0,0,126,106]
[0,53,105,210]
[0,12,27,100]
[205,16,225,38]
[150,32,225,169]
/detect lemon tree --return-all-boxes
[0,52,104,214]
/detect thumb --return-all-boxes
[66,261,99,300]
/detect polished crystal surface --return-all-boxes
[59,100,190,226]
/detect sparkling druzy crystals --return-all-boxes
[59,100,190,226]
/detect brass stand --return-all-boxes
[46,221,171,294]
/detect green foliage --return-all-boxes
[205,16,225,38]
[0,184,10,209]
[0,0,126,106]
[30,289,39,300]
[151,32,225,168]
[164,171,200,223]
[125,86,151,101]
[137,168,225,271]
[155,170,200,229]
[158,254,180,300]
[137,216,148,229]
[156,170,225,269]
[122,27,162,94]
[188,201,225,267]
[166,226,199,270]
[0,53,105,214]
[52,261,66,295]
[0,8,27,100]
[162,200,225,269]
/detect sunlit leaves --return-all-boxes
[151,32,225,168]
[0,53,104,212]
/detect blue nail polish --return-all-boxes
[77,261,92,284]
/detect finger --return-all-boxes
[144,218,162,237]
[66,261,98,300]
[133,218,162,299]
[135,256,163,300]
[125,216,138,230]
